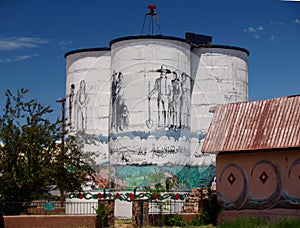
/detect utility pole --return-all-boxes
[56,97,66,206]
[56,98,66,153]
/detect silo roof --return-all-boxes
[202,95,300,153]
[64,47,110,58]
[109,34,188,46]
[109,34,250,55]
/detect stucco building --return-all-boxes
[202,95,300,221]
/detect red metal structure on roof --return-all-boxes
[141,4,161,34]
[202,95,300,153]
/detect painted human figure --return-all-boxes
[120,103,129,130]
[148,65,172,128]
[116,72,125,131]
[68,84,75,129]
[180,73,190,128]
[111,71,119,129]
[76,80,87,131]
[171,70,182,130]
[111,71,126,131]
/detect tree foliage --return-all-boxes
[0,89,89,207]
[53,133,91,198]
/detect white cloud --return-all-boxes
[269,20,283,26]
[270,35,276,41]
[0,54,39,63]
[294,18,300,24]
[254,35,260,39]
[0,37,48,51]
[243,26,263,33]
[243,27,255,33]
[57,40,73,46]
[57,40,73,50]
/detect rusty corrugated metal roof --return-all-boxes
[202,95,300,153]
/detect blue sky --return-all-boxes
[0,0,299,121]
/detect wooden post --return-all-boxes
[132,199,149,228]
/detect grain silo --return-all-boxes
[65,8,249,190]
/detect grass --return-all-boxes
[114,216,300,228]
[219,216,300,228]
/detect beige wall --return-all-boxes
[216,149,300,211]
[4,215,96,228]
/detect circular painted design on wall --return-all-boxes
[219,163,248,209]
[248,160,282,209]
[288,158,300,198]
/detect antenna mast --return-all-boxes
[141,4,161,35]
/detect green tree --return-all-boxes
[0,89,91,213]
[0,89,60,206]
[51,132,91,203]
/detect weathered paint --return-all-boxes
[65,49,111,165]
[202,95,300,153]
[65,34,249,189]
[110,38,191,166]
[190,47,248,165]
[216,149,300,210]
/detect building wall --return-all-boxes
[216,149,300,211]
[4,215,96,228]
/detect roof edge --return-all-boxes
[192,44,250,56]
[109,34,188,46]
[203,146,300,154]
[64,47,110,58]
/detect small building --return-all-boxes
[201,95,300,222]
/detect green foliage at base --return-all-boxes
[164,214,185,227]
[219,216,300,228]
[94,202,109,228]
[189,211,211,226]
[219,217,266,228]
[268,217,300,228]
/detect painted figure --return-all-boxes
[180,73,190,128]
[171,70,182,130]
[148,65,172,128]
[111,71,128,132]
[68,84,75,128]
[76,80,88,131]
[121,103,129,130]
[111,71,119,129]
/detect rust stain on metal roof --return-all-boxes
[202,95,300,153]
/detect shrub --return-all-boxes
[164,214,185,227]
[190,211,211,226]
[94,202,109,228]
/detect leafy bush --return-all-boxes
[94,202,109,228]
[164,214,185,227]
[190,211,211,226]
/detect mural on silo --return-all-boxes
[108,36,194,189]
[111,71,129,132]
[75,80,88,131]
[65,35,249,190]
[109,65,192,167]
[65,50,112,188]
